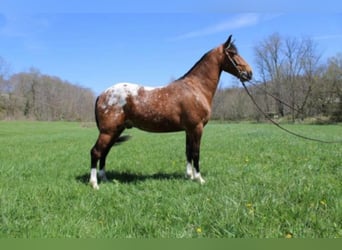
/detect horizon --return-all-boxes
[0,1,341,95]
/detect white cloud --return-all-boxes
[173,13,261,40]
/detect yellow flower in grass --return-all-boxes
[320,200,327,207]
[246,203,253,209]
[245,203,254,215]
[196,227,202,234]
[285,232,293,239]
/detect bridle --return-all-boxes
[224,46,250,82]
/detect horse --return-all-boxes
[89,35,252,189]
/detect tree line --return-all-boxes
[0,66,95,121]
[212,33,342,123]
[1,33,341,123]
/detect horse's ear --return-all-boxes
[224,35,233,49]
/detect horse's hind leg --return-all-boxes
[98,140,113,183]
[90,128,123,189]
[90,133,112,189]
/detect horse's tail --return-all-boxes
[94,96,100,129]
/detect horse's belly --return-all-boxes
[122,88,185,132]
[134,123,183,133]
[126,112,183,132]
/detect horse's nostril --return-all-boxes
[239,71,253,82]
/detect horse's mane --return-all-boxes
[178,51,210,80]
[178,42,238,81]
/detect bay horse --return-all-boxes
[89,35,252,189]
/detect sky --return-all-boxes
[0,1,341,95]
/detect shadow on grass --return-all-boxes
[76,170,185,185]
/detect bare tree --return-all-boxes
[321,54,342,121]
[254,33,284,116]
[254,33,321,121]
[281,36,321,121]
[5,69,95,121]
[0,57,11,118]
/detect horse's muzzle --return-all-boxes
[240,71,253,82]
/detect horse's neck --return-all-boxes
[182,47,224,103]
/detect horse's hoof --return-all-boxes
[100,177,108,183]
[89,181,99,190]
[185,172,194,180]
[193,172,205,184]
[198,178,206,185]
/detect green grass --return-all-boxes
[0,121,341,238]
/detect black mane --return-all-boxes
[178,51,210,80]
[179,42,239,81]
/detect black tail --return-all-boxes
[115,135,131,145]
[94,96,100,129]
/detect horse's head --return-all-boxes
[222,35,253,82]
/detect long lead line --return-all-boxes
[241,80,342,144]
[246,80,303,114]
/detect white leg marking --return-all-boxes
[193,169,206,184]
[186,162,194,179]
[99,169,108,182]
[89,168,99,190]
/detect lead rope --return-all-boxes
[246,79,303,114]
[240,80,342,144]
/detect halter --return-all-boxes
[224,46,249,81]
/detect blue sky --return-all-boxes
[0,1,341,94]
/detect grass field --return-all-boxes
[0,121,341,238]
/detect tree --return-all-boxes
[0,57,12,119]
[212,33,339,123]
[254,33,284,116]
[322,54,342,121]
[281,36,321,121]
[253,33,321,121]
[2,68,95,121]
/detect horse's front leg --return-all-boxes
[185,134,194,180]
[192,137,205,184]
[186,125,205,184]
